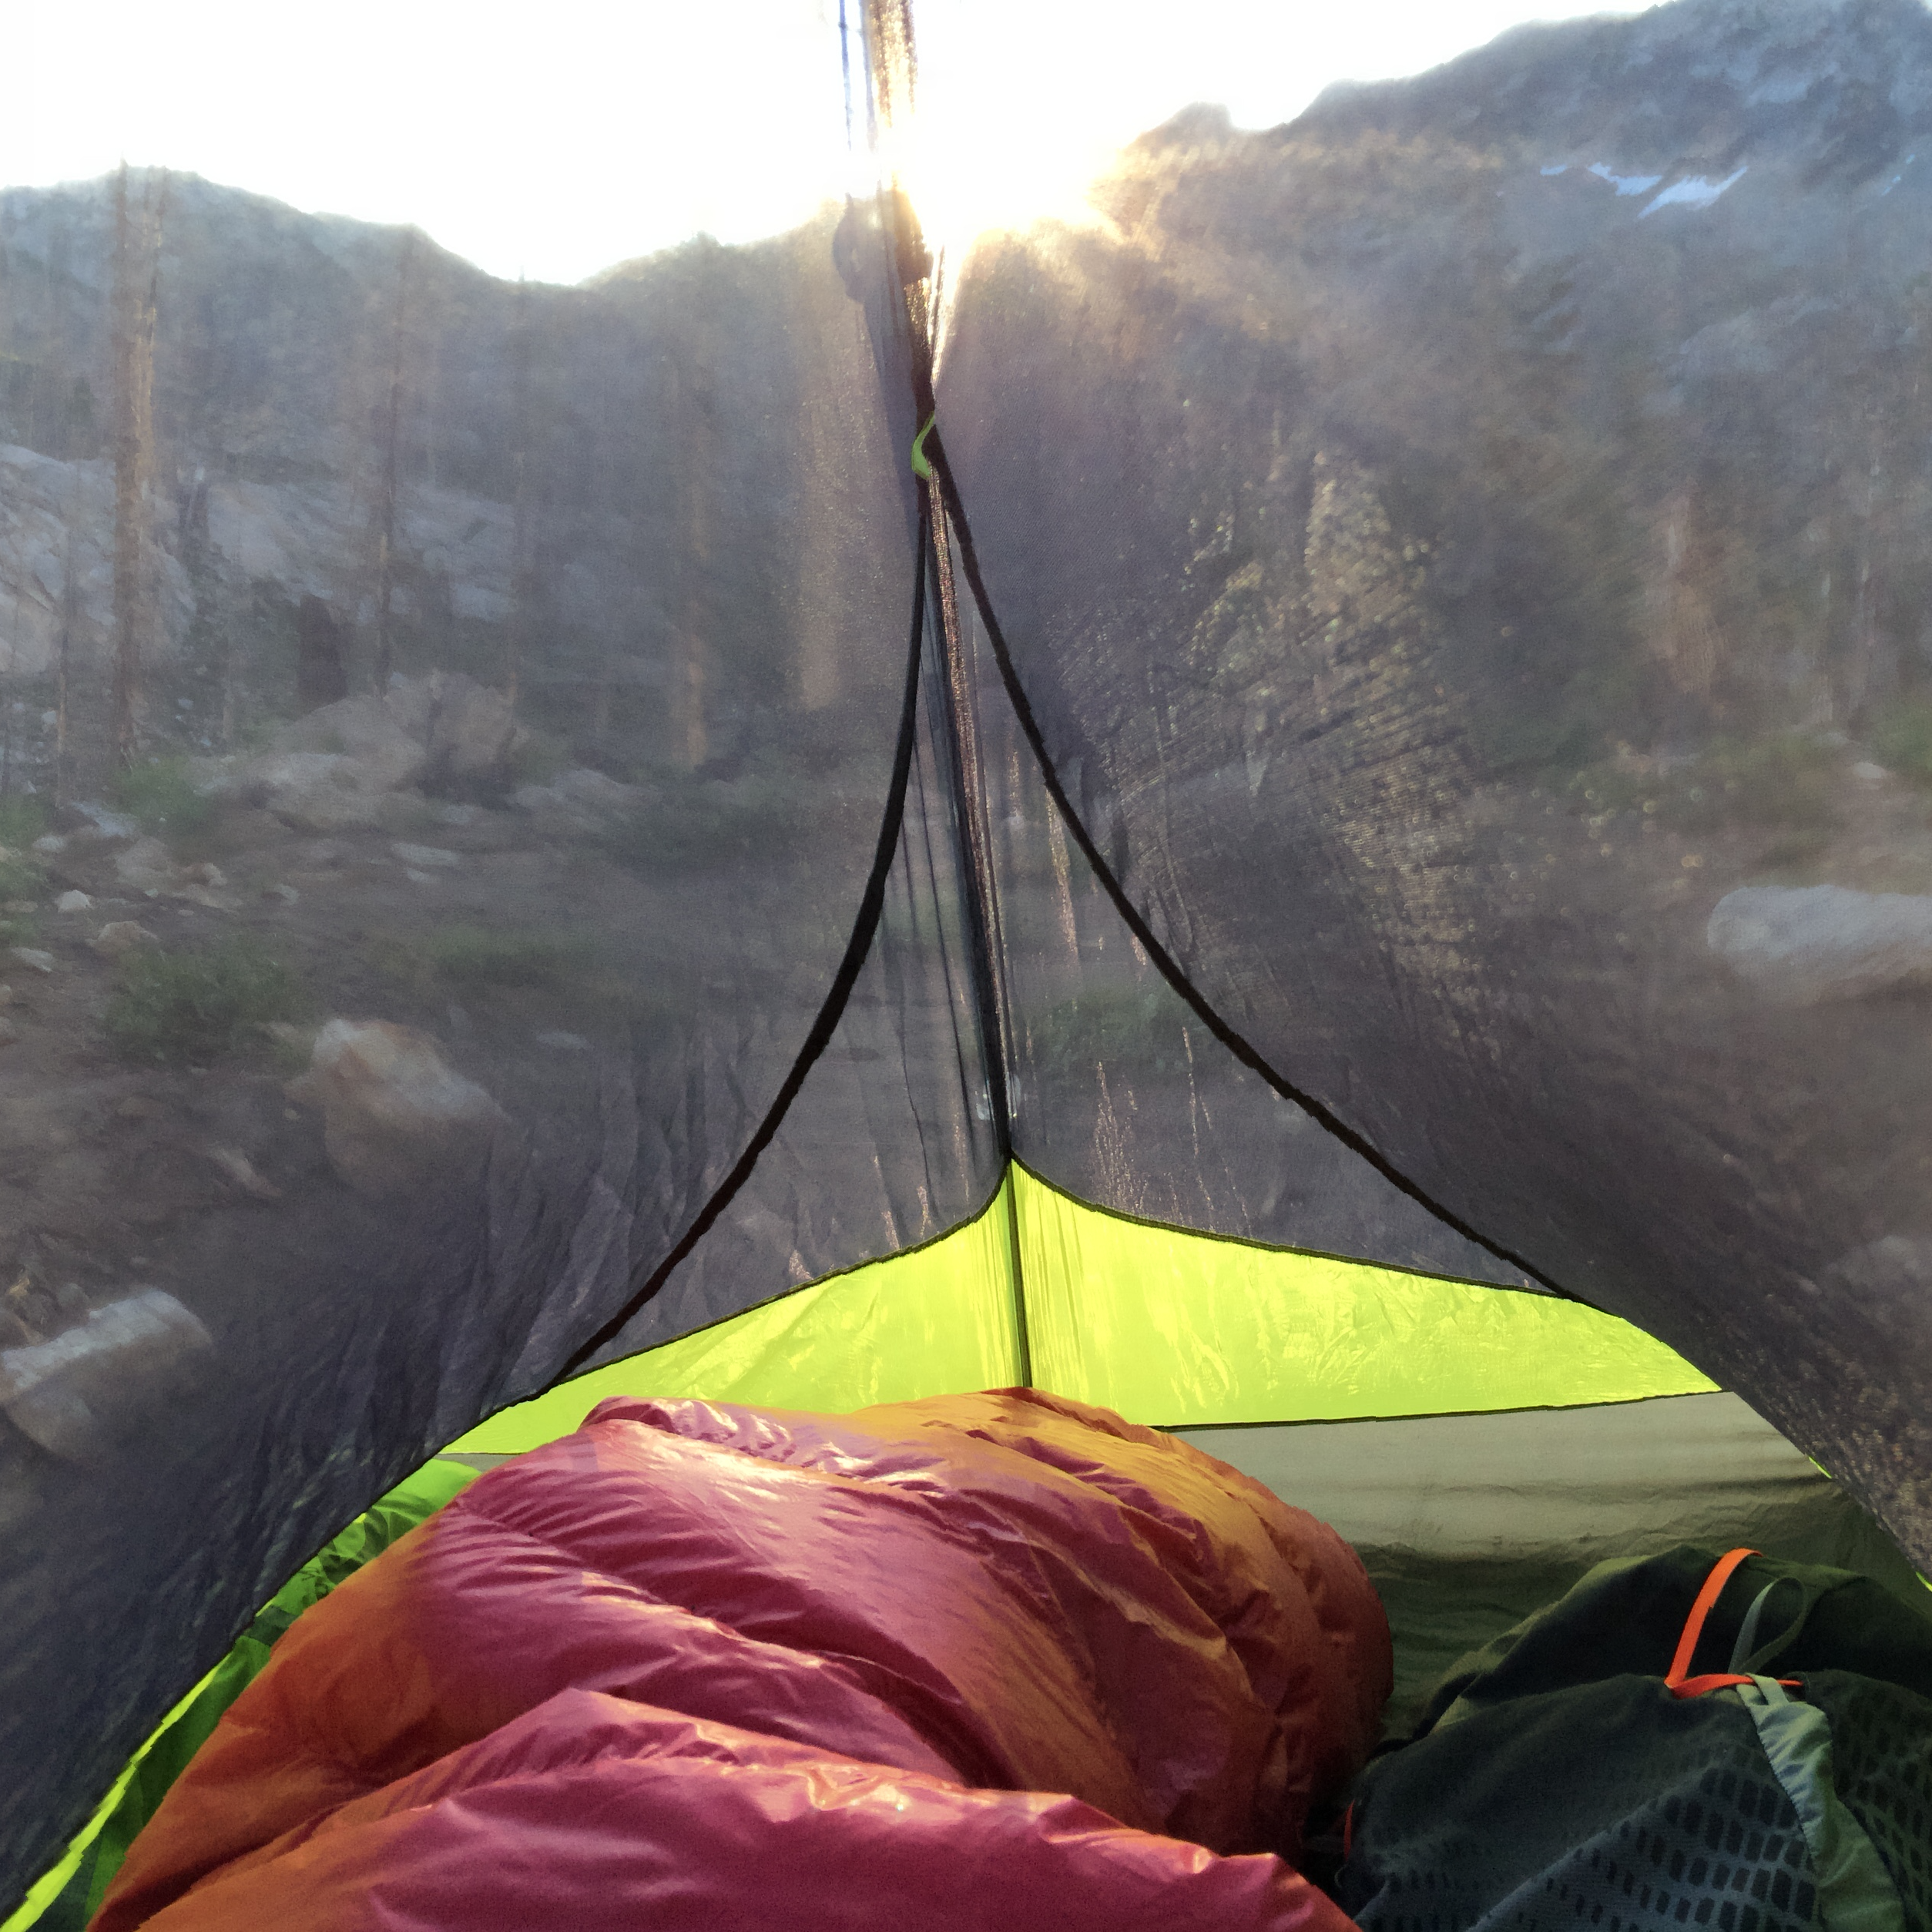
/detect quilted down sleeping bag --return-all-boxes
[92,1388,1391,1930]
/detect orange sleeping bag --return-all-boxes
[96,1390,1390,1930]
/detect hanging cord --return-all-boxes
[552,498,935,1382]
[917,424,1570,1300]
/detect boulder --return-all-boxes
[286,1018,507,1199]
[8,948,53,974]
[54,890,91,914]
[1708,884,1932,1003]
[276,690,431,790]
[512,766,645,834]
[222,750,392,832]
[387,670,525,793]
[114,836,184,895]
[0,1289,213,1465]
[93,921,159,955]
[206,1144,282,1201]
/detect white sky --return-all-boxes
[0,0,1645,285]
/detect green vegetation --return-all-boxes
[1569,733,1840,841]
[1871,698,1932,787]
[372,923,596,992]
[0,796,49,850]
[508,728,570,788]
[602,774,807,874]
[106,936,308,1065]
[0,805,49,942]
[114,757,217,840]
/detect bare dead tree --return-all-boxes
[109,164,166,770]
[505,277,535,714]
[371,233,414,691]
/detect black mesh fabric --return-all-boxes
[935,34,1932,1565]
[956,548,1526,1285]
[0,122,997,1905]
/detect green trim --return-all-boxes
[1012,1166,1717,1426]
[911,412,937,479]
[1735,1677,1904,1932]
[5,1460,478,1932]
[448,1172,1022,1454]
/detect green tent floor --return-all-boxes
[1182,1391,1929,1728]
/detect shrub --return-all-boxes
[1871,698,1932,786]
[508,729,571,787]
[0,796,49,850]
[114,757,217,840]
[1569,733,1838,836]
[373,923,594,991]
[106,937,308,1065]
[602,776,806,874]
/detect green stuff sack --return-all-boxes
[1336,1545,1932,1932]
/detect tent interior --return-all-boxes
[3,0,1932,1920]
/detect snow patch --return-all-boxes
[1589,163,1664,196]
[1640,166,1747,216]
[1540,163,1569,176]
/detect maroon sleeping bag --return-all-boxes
[96,1389,1390,1930]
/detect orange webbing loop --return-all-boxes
[1666,1548,1759,1688]
[1665,1548,1800,1700]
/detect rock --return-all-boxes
[403,869,439,885]
[513,766,645,833]
[114,836,183,896]
[219,750,394,833]
[92,921,159,954]
[8,948,54,974]
[535,1030,592,1052]
[391,842,461,869]
[263,882,300,904]
[71,802,137,841]
[285,1018,507,1198]
[387,671,525,792]
[182,860,226,887]
[0,1289,213,1465]
[206,1144,282,1200]
[0,1016,19,1047]
[54,890,92,914]
[273,690,431,789]
[1708,884,1932,1003]
[1853,760,1889,784]
[0,984,13,1004]
[31,834,66,854]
